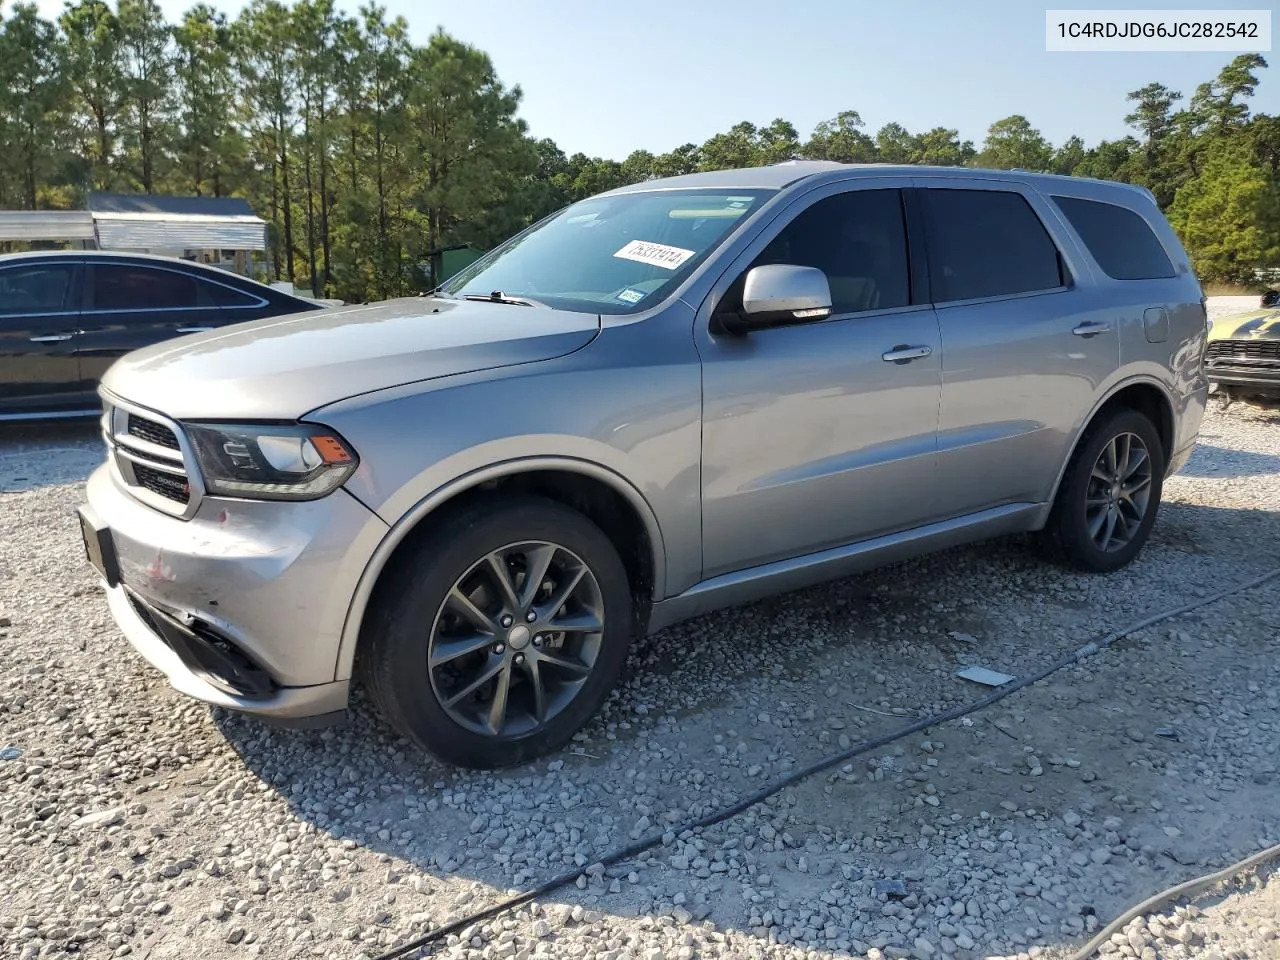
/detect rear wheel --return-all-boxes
[1039,409,1164,573]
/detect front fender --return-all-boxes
[311,324,705,683]
[329,453,672,683]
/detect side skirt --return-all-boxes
[647,502,1045,633]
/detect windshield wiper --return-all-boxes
[461,290,538,307]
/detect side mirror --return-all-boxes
[738,264,832,328]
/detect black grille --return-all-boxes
[1206,339,1280,366]
[126,591,163,635]
[133,464,190,504]
[127,414,180,450]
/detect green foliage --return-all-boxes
[874,122,916,164]
[59,0,125,191]
[0,5,72,209]
[976,115,1052,171]
[1168,136,1280,284]
[173,4,237,196]
[117,0,175,192]
[0,4,1275,298]
[803,111,876,163]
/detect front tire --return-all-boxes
[363,496,633,768]
[1039,409,1165,573]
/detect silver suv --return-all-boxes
[78,162,1209,768]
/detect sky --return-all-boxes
[29,0,1280,160]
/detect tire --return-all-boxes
[362,495,633,769]
[1039,408,1165,573]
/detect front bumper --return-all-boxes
[83,461,388,721]
[1205,364,1280,395]
[102,581,349,721]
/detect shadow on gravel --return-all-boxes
[0,420,104,492]
[1175,444,1280,479]
[204,498,1280,958]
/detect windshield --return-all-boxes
[440,189,773,314]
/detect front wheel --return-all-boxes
[1039,409,1165,573]
[362,496,633,768]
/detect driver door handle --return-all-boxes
[1072,321,1111,337]
[882,344,932,364]
[29,334,74,342]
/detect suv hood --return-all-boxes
[101,297,601,420]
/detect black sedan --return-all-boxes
[0,251,322,420]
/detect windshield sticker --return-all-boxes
[616,288,646,304]
[613,239,696,270]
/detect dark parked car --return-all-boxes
[0,251,322,420]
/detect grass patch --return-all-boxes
[1202,282,1262,297]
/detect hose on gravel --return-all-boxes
[1068,839,1280,960]
[372,564,1280,960]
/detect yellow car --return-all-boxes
[1205,304,1280,402]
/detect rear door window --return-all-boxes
[1051,195,1176,280]
[922,189,1064,303]
[90,265,201,311]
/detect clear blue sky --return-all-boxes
[32,0,1280,159]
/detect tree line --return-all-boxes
[0,0,1276,301]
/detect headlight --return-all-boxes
[185,423,358,501]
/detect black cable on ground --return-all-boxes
[372,565,1280,960]
[1069,840,1280,960]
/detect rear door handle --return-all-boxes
[1072,321,1111,338]
[175,326,214,334]
[30,334,74,342]
[882,344,933,363]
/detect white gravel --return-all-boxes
[1205,296,1261,324]
[1096,863,1280,960]
[2,322,1279,960]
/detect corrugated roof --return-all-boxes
[88,192,259,218]
[0,210,96,241]
[94,214,267,251]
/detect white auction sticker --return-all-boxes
[613,239,696,270]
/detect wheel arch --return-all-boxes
[1041,376,1177,524]
[334,457,668,683]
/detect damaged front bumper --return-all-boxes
[81,462,387,723]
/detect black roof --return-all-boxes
[88,192,259,218]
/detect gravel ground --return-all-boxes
[1095,865,1280,960]
[1205,296,1261,323]
[2,311,1279,960]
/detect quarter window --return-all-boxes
[92,266,201,311]
[923,189,1064,302]
[0,265,75,315]
[204,282,262,307]
[753,189,911,315]
[1051,195,1175,280]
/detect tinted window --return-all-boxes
[92,266,200,311]
[204,281,262,307]
[0,265,74,315]
[1051,195,1175,280]
[924,190,1063,302]
[753,189,910,314]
